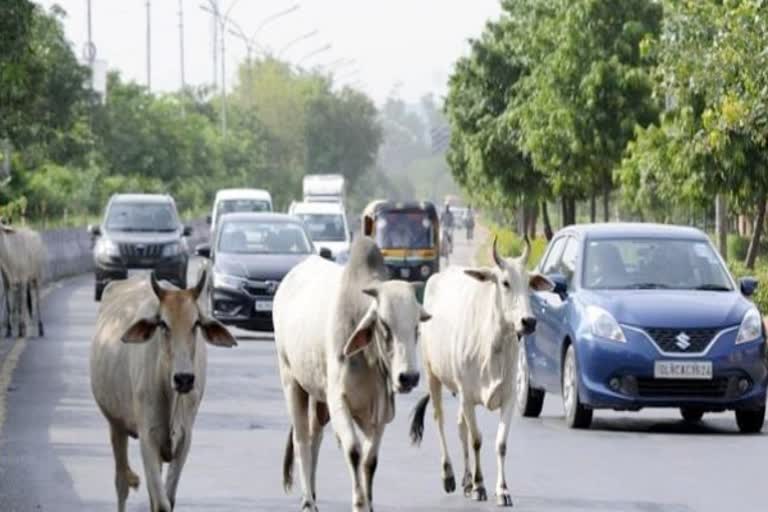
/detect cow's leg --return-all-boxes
[457,410,471,497]
[285,379,316,511]
[139,434,172,512]
[164,433,192,510]
[31,278,43,337]
[328,387,367,512]
[309,399,328,503]
[2,272,11,338]
[110,422,139,512]
[460,400,486,501]
[361,423,384,508]
[429,371,455,493]
[494,390,515,507]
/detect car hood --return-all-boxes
[214,253,309,281]
[104,231,181,244]
[579,289,750,328]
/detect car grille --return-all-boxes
[636,378,729,398]
[242,280,280,296]
[644,327,719,354]
[119,243,163,258]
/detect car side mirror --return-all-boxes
[740,277,758,297]
[195,243,211,259]
[319,247,333,260]
[206,215,212,225]
[547,273,569,298]
[183,225,193,237]
[88,224,101,237]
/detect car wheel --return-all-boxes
[562,345,593,429]
[516,339,545,418]
[680,407,705,423]
[735,407,765,434]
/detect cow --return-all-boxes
[409,237,553,507]
[90,271,236,512]
[274,237,431,512]
[0,224,46,338]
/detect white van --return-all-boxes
[288,201,351,263]
[209,189,273,235]
[302,174,345,203]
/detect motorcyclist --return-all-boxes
[465,205,475,240]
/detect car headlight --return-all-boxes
[95,239,120,258]
[420,264,431,278]
[736,308,763,344]
[212,272,244,290]
[586,305,626,343]
[162,242,182,257]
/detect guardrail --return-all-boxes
[40,218,209,284]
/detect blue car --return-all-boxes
[517,223,767,432]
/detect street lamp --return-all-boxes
[278,30,319,58]
[227,4,300,62]
[321,58,355,73]
[298,44,332,66]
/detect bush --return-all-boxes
[728,234,750,262]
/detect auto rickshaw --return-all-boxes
[361,200,440,300]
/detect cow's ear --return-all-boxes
[419,306,432,322]
[464,268,495,282]
[199,316,237,348]
[529,273,554,292]
[122,317,161,343]
[344,304,377,357]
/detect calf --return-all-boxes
[410,237,552,507]
[90,271,236,512]
[0,224,45,338]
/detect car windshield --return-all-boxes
[106,202,179,232]
[375,210,434,249]
[296,213,346,242]
[215,199,270,225]
[583,238,733,291]
[217,220,312,255]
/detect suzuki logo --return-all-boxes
[675,332,691,350]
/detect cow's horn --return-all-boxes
[192,269,207,299]
[150,272,167,301]
[492,236,505,269]
[520,234,531,265]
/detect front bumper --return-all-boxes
[210,284,276,332]
[576,326,768,411]
[94,253,188,286]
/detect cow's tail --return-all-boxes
[282,427,294,493]
[409,394,431,446]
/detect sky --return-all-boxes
[37,0,502,105]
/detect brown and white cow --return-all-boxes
[90,271,236,512]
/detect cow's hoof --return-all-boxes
[443,474,456,494]
[38,323,44,337]
[462,473,472,497]
[300,498,318,512]
[496,493,514,507]
[472,486,488,502]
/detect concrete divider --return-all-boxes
[39,218,209,284]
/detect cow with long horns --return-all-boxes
[409,236,553,507]
[90,271,236,512]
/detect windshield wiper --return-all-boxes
[694,284,731,291]
[627,283,670,289]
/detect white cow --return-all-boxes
[90,271,236,512]
[410,237,553,507]
[274,238,430,512]
[0,224,46,338]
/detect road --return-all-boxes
[0,230,766,512]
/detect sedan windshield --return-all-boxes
[217,220,312,255]
[106,202,179,232]
[583,238,733,291]
[296,213,346,242]
[376,211,434,249]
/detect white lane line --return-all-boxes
[0,285,56,439]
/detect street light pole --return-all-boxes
[278,30,318,58]
[179,0,186,90]
[298,44,332,66]
[146,0,152,91]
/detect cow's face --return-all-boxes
[121,271,237,394]
[343,281,431,393]
[465,237,553,337]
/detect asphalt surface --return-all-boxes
[0,230,766,511]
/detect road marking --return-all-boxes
[0,285,55,439]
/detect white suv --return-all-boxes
[288,201,351,263]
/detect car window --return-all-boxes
[106,202,178,232]
[540,237,566,275]
[558,237,579,285]
[297,213,347,242]
[215,199,270,226]
[217,220,312,255]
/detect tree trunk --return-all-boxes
[562,196,576,227]
[745,196,766,270]
[542,201,553,241]
[589,193,597,223]
[602,182,610,222]
[715,194,728,259]
[561,196,568,228]
[527,203,538,239]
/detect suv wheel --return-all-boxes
[562,345,593,429]
[735,407,765,434]
[516,339,545,418]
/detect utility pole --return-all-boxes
[221,16,227,138]
[211,0,218,91]
[178,0,186,90]
[86,0,94,89]
[146,0,152,91]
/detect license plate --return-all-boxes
[400,268,410,278]
[654,361,713,380]
[254,300,273,312]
